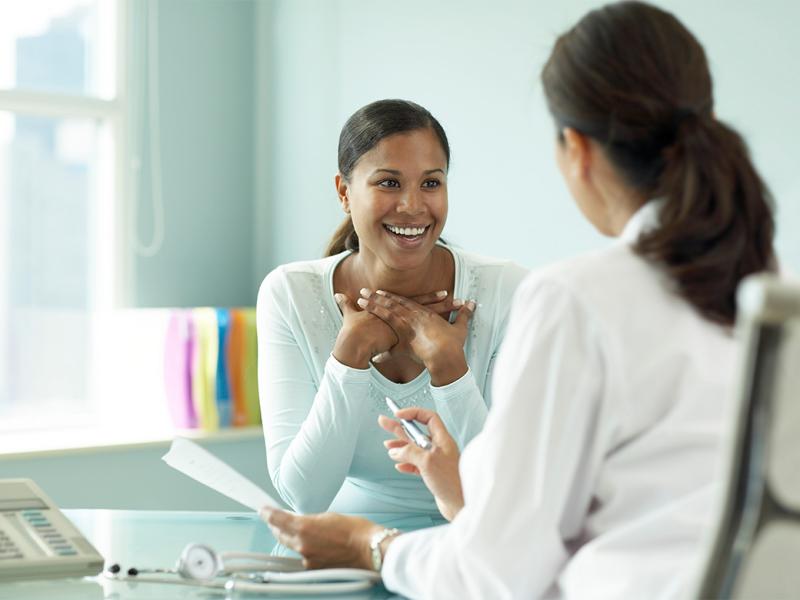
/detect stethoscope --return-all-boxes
[104,542,381,595]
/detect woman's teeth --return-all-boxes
[385,224,427,237]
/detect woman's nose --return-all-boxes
[397,193,424,214]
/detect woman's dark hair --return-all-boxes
[541,1,775,325]
[324,99,450,257]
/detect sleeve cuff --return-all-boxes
[381,525,450,598]
[325,354,372,384]
[429,368,476,402]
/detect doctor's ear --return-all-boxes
[561,127,592,181]
[334,173,350,214]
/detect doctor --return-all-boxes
[261,2,776,598]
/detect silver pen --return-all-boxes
[385,397,432,450]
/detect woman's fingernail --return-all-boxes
[452,298,464,308]
[334,293,344,303]
[359,288,371,297]
[376,289,387,296]
[436,290,447,298]
[357,298,368,308]
[388,448,399,458]
[467,300,476,310]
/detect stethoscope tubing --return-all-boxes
[104,571,377,595]
[226,579,376,595]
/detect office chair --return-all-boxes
[697,274,800,599]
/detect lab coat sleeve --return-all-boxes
[429,369,488,451]
[257,270,372,514]
[382,276,613,600]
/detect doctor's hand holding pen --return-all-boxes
[379,406,464,522]
[259,407,464,570]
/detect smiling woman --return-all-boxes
[256,99,527,519]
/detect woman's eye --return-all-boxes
[422,179,441,188]
[377,179,400,188]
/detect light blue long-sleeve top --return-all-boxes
[256,244,527,520]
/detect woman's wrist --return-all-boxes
[359,523,387,571]
[332,338,372,370]
[427,351,468,387]
[364,525,401,572]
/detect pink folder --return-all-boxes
[164,310,197,429]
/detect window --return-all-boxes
[0,1,121,433]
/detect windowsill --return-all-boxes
[0,425,263,459]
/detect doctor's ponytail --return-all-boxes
[541,0,775,325]
[638,111,775,324]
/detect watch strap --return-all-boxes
[369,527,400,571]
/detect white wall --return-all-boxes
[257,0,800,278]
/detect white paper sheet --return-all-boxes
[162,437,283,511]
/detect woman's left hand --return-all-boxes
[358,289,475,386]
[259,508,383,570]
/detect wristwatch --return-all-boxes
[369,527,400,571]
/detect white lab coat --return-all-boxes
[382,202,737,599]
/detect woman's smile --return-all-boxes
[382,223,432,249]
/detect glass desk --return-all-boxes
[0,509,415,600]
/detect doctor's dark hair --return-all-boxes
[324,99,450,257]
[541,1,775,325]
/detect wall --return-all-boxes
[259,0,800,276]
[129,0,256,307]
[0,434,285,511]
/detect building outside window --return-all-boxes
[0,1,121,434]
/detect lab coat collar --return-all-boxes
[619,199,665,244]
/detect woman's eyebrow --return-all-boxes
[370,168,446,177]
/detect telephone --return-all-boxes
[0,478,104,581]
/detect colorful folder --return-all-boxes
[163,306,260,431]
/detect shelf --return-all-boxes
[0,424,263,459]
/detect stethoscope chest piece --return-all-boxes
[175,543,220,581]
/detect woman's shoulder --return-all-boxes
[258,253,345,306]
[448,244,529,293]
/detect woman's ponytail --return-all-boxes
[324,216,359,257]
[635,116,775,324]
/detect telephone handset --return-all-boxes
[0,478,104,581]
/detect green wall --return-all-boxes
[0,435,285,511]
[130,0,256,308]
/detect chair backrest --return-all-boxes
[697,274,800,599]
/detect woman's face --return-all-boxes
[339,128,448,271]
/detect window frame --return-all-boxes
[0,0,130,309]
[0,0,131,438]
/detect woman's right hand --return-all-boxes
[332,293,398,369]
[369,290,459,364]
[378,407,464,521]
[332,290,457,369]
